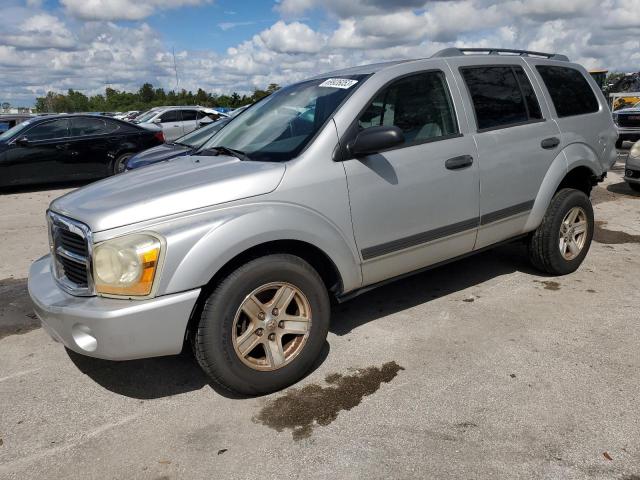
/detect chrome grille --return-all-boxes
[48,211,94,296]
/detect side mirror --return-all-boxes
[347,126,404,158]
[152,117,161,124]
[15,136,30,147]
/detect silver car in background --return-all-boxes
[135,106,227,141]
[28,48,617,395]
[624,140,640,191]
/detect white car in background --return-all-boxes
[135,106,228,141]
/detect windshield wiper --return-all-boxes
[199,145,250,161]
[171,141,190,147]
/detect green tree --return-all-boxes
[139,83,155,103]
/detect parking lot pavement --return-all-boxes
[1,165,639,480]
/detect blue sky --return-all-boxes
[1,0,638,106]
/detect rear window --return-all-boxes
[461,65,542,131]
[536,66,599,117]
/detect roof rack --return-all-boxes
[432,48,569,62]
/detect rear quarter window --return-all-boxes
[536,66,599,117]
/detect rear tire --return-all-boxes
[528,188,594,275]
[192,254,330,395]
[111,153,133,175]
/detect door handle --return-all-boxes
[56,143,69,150]
[445,155,473,170]
[541,137,560,149]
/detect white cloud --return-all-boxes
[60,0,213,21]
[259,21,327,53]
[0,14,76,50]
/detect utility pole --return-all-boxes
[172,47,180,91]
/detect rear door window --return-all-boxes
[461,65,542,131]
[535,66,599,117]
[181,110,198,121]
[26,119,70,141]
[70,117,119,136]
[160,110,181,123]
[358,70,459,145]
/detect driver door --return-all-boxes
[342,69,480,285]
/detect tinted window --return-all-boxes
[70,117,118,136]
[358,71,459,144]
[515,68,542,120]
[26,119,70,141]
[536,66,599,117]
[181,110,198,121]
[160,110,181,123]
[462,66,540,130]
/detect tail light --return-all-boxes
[154,131,165,143]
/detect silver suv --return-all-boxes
[29,48,617,395]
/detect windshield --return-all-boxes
[176,118,230,147]
[200,74,367,162]
[135,110,158,123]
[0,119,33,142]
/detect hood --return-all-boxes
[50,154,286,232]
[126,143,192,170]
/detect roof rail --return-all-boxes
[432,48,569,62]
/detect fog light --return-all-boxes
[71,323,97,352]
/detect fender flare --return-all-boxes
[525,142,599,231]
[162,202,362,295]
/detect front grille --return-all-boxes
[58,229,88,257]
[48,212,94,296]
[617,114,640,128]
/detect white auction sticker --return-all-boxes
[318,78,358,89]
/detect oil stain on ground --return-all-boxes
[535,280,561,291]
[594,221,640,245]
[254,361,404,440]
[0,278,40,340]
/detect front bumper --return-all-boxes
[28,255,201,360]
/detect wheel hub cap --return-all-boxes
[559,206,588,261]
[232,282,312,371]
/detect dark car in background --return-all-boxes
[0,114,164,188]
[126,116,231,170]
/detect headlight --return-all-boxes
[612,113,619,125]
[630,141,640,159]
[93,233,163,297]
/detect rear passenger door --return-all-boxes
[159,110,184,141]
[68,117,117,177]
[449,59,562,249]
[180,109,199,136]
[342,68,480,285]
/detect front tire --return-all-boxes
[192,254,330,395]
[528,188,594,275]
[615,138,624,149]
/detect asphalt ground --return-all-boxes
[0,157,639,479]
